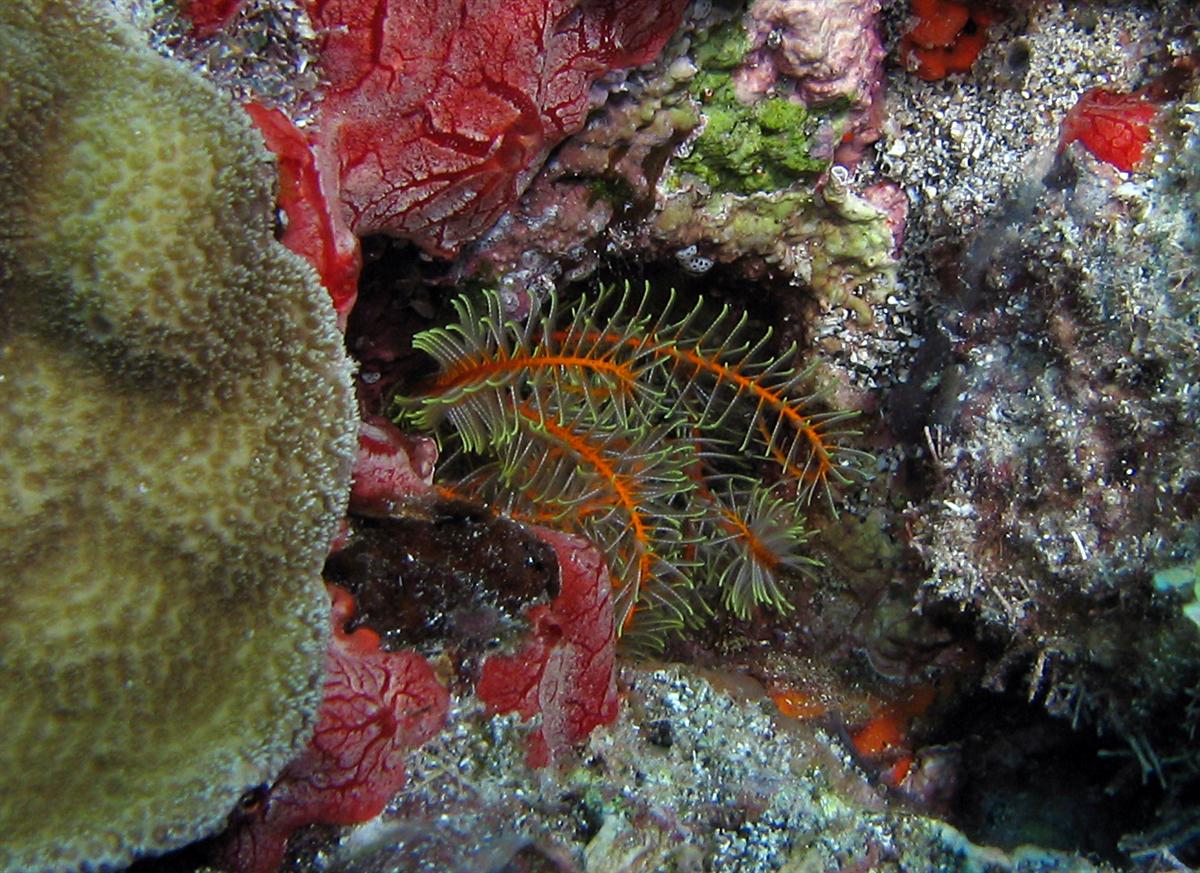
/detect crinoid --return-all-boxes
[393,283,865,648]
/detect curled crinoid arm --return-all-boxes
[398,282,867,643]
[756,408,872,507]
[395,288,536,450]
[694,478,819,621]
[651,307,865,505]
[396,285,669,450]
[550,285,865,503]
[496,390,702,636]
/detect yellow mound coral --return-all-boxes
[0,1,359,870]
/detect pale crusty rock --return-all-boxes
[0,1,358,870]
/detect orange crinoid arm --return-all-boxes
[394,284,863,647]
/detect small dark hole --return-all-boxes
[1006,39,1031,77]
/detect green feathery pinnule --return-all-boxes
[394,283,862,646]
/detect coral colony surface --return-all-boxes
[2,0,1200,871]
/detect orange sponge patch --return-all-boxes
[901,0,1001,81]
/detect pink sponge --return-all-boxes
[214,585,449,873]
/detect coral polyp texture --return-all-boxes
[395,285,857,645]
[0,1,357,870]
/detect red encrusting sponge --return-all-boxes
[1059,86,1161,173]
[213,586,449,873]
[900,0,1000,81]
[476,526,620,768]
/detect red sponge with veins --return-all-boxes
[1059,86,1161,173]
[185,0,685,311]
[476,526,619,768]
[308,0,687,257]
[214,585,449,873]
[332,424,622,770]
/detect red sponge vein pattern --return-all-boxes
[476,526,619,768]
[308,0,687,256]
[215,585,449,873]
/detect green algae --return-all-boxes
[655,183,895,319]
[673,20,827,195]
[1154,557,1200,628]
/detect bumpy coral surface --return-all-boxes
[43,0,1200,868]
[214,586,449,873]
[0,1,357,870]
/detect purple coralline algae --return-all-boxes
[456,1,898,318]
[735,0,886,163]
